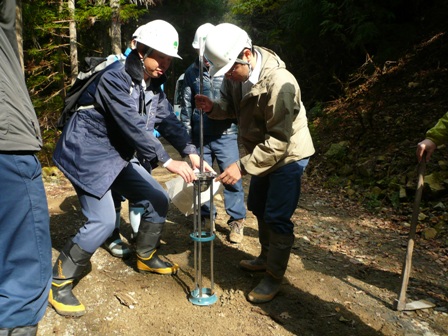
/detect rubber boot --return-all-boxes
[103,209,131,259]
[136,221,178,275]
[48,240,93,317]
[129,205,144,242]
[0,325,37,336]
[247,231,294,303]
[240,217,269,271]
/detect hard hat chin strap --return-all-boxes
[143,47,154,60]
[141,47,154,78]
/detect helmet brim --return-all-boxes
[209,57,235,78]
[171,53,183,60]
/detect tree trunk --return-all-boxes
[110,0,121,55]
[68,0,78,84]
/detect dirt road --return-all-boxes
[38,144,448,336]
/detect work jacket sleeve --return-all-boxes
[426,112,448,146]
[180,73,193,138]
[207,78,238,120]
[94,70,169,165]
[239,85,297,175]
[156,98,197,157]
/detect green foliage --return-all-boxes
[75,0,145,28]
[23,0,150,135]
[230,0,282,15]
[364,193,383,211]
[228,0,428,106]
[309,102,324,119]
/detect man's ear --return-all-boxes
[243,48,253,62]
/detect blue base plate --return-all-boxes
[189,288,218,306]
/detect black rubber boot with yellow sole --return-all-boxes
[137,250,179,275]
[136,221,178,275]
[48,240,92,317]
[247,231,294,303]
[240,217,269,272]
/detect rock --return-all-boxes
[434,202,446,209]
[324,141,349,159]
[399,186,407,199]
[422,227,438,239]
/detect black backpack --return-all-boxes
[57,56,111,130]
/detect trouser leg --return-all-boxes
[103,198,131,259]
[246,159,309,303]
[112,159,173,273]
[239,216,270,271]
[0,154,52,328]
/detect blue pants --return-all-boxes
[0,154,52,328]
[195,133,246,223]
[247,158,309,234]
[72,160,170,253]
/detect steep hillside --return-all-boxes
[310,28,448,214]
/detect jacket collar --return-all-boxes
[125,49,144,82]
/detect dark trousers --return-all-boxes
[247,158,309,234]
[0,154,52,328]
[196,133,246,221]
[72,160,170,253]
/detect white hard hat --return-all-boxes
[204,23,252,77]
[132,26,143,39]
[135,20,182,59]
[192,23,215,49]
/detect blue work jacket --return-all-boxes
[180,59,238,139]
[53,51,195,198]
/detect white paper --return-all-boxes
[165,176,223,216]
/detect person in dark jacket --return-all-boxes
[102,27,201,259]
[0,0,52,335]
[49,20,212,318]
[181,23,246,243]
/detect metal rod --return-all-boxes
[188,37,218,306]
[198,37,205,173]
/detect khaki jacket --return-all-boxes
[426,112,448,146]
[208,46,315,176]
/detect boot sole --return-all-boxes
[239,264,267,272]
[247,292,278,303]
[49,293,86,317]
[247,290,279,303]
[137,264,179,275]
[239,260,267,272]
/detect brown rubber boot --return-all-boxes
[247,231,294,303]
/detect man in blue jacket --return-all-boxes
[0,0,52,334]
[181,23,246,243]
[49,20,212,317]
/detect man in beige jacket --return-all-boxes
[195,23,315,303]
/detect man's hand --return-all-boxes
[165,160,197,183]
[416,139,436,162]
[188,154,216,174]
[194,94,213,113]
[215,162,242,185]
